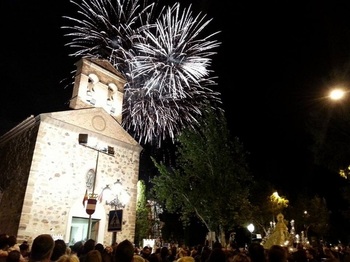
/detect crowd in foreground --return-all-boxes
[0,233,350,262]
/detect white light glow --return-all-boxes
[247,223,255,233]
[329,89,345,100]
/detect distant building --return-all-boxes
[0,58,142,246]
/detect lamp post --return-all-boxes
[78,133,115,240]
[247,223,255,244]
[104,179,130,244]
[302,210,310,245]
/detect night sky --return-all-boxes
[2,1,350,203]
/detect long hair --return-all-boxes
[114,240,134,262]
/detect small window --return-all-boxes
[69,217,100,244]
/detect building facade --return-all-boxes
[0,58,142,246]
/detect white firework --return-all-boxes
[63,0,222,147]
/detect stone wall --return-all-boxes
[0,119,39,237]
[0,112,141,246]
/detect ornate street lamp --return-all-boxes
[102,179,130,244]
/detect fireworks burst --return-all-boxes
[63,0,223,147]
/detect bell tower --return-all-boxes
[69,58,126,124]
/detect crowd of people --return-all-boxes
[0,233,349,262]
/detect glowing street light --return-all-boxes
[103,179,130,209]
[247,223,255,243]
[102,179,130,244]
[329,88,346,101]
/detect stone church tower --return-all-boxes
[69,58,125,124]
[0,58,142,246]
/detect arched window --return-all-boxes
[107,83,117,106]
[87,73,99,96]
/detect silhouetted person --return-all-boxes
[7,236,19,253]
[306,248,319,262]
[56,254,80,262]
[0,234,9,262]
[29,234,55,262]
[267,245,288,262]
[79,240,95,262]
[200,246,211,262]
[19,242,30,261]
[140,246,151,261]
[248,243,266,262]
[71,242,83,257]
[160,246,171,262]
[7,251,21,262]
[205,246,226,262]
[133,255,145,262]
[114,240,134,262]
[177,257,195,262]
[85,250,102,262]
[233,253,252,262]
[51,240,67,262]
[94,245,104,257]
[290,244,307,262]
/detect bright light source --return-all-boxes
[247,223,255,233]
[329,89,345,100]
[104,179,130,208]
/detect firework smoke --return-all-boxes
[63,0,222,147]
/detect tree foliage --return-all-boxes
[287,194,330,240]
[248,180,291,237]
[150,107,254,245]
[135,180,151,246]
[304,97,350,242]
[248,180,276,234]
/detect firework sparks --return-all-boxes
[63,0,223,147]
